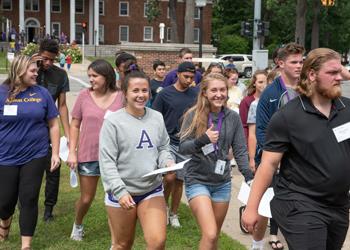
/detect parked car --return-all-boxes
[217,54,253,78]
[192,57,226,71]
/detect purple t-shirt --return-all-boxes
[162,68,202,87]
[71,89,124,162]
[0,84,59,166]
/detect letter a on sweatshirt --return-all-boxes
[136,130,154,149]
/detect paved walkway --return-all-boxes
[64,62,350,250]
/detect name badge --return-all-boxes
[333,122,350,143]
[215,160,226,175]
[3,105,18,116]
[201,143,215,156]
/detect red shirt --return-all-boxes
[239,94,255,143]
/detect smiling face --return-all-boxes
[310,59,342,99]
[125,77,150,115]
[22,62,38,87]
[204,79,228,113]
[88,68,107,93]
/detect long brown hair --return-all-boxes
[245,70,268,96]
[3,55,36,101]
[180,73,228,140]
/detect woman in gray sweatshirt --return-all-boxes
[99,70,174,250]
[179,73,253,249]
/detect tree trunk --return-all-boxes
[184,0,195,44]
[295,0,307,46]
[169,0,179,43]
[311,0,320,49]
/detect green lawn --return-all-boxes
[1,164,247,249]
[0,51,9,74]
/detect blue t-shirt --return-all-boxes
[152,85,198,145]
[0,84,59,166]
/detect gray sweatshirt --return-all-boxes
[99,107,174,200]
[179,107,253,185]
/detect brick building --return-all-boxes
[0,0,212,45]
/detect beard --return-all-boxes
[315,77,342,100]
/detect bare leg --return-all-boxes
[171,179,183,214]
[137,196,167,250]
[107,206,137,250]
[74,175,99,225]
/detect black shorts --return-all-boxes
[271,198,349,250]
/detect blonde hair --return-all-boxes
[180,73,228,140]
[297,48,340,97]
[3,55,36,101]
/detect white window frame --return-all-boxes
[51,22,61,38]
[51,0,61,13]
[194,7,200,19]
[144,2,148,17]
[143,26,153,41]
[166,27,171,42]
[1,0,12,11]
[76,0,84,14]
[119,1,129,16]
[99,24,104,43]
[194,28,200,43]
[99,0,105,16]
[25,0,40,12]
[119,25,129,42]
[167,7,169,19]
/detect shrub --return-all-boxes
[21,43,39,56]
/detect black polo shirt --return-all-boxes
[264,95,350,207]
[37,65,70,102]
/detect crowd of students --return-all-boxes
[1,39,350,250]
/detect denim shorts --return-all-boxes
[185,181,232,202]
[78,161,100,176]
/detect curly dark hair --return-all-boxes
[39,39,59,55]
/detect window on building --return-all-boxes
[51,0,61,12]
[194,28,199,43]
[194,7,200,19]
[2,0,12,10]
[166,27,171,42]
[144,2,148,17]
[76,0,84,14]
[99,24,104,43]
[99,0,104,15]
[52,22,60,38]
[25,0,39,11]
[167,7,169,19]
[119,2,129,16]
[119,25,129,42]
[143,26,153,41]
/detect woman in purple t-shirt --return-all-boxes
[67,59,124,242]
[0,55,60,249]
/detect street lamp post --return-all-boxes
[195,0,207,59]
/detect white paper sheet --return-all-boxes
[142,159,191,178]
[237,181,274,218]
[59,136,69,162]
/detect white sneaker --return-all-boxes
[166,206,170,225]
[169,214,181,228]
[70,223,84,241]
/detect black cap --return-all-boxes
[177,62,195,73]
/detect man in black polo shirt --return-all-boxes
[242,48,350,250]
[37,39,70,222]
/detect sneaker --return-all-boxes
[169,214,181,228]
[70,223,84,241]
[166,206,170,225]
